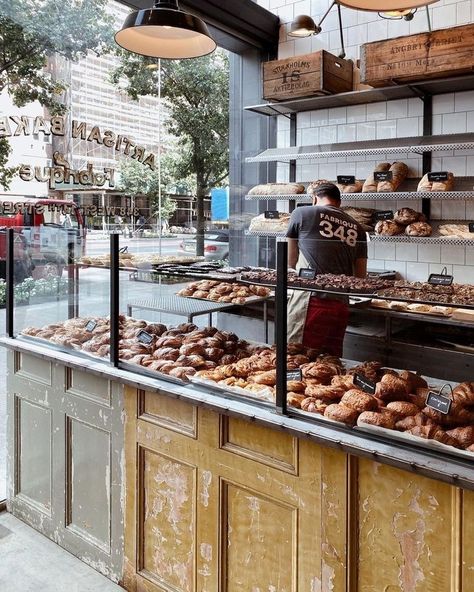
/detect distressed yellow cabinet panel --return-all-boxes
[140,391,197,438]
[222,481,296,592]
[138,448,197,592]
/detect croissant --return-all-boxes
[399,370,428,392]
[301,397,327,414]
[452,382,474,406]
[375,374,410,403]
[395,413,434,431]
[408,425,460,448]
[341,389,378,413]
[422,403,474,427]
[287,393,307,408]
[446,426,474,449]
[358,410,396,429]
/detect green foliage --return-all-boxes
[117,158,177,222]
[0,138,18,190]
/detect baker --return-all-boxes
[286,182,368,356]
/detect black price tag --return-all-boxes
[374,210,394,221]
[353,373,376,395]
[469,222,474,233]
[264,210,280,219]
[425,390,452,415]
[85,320,97,332]
[337,175,355,185]
[287,369,302,381]
[374,171,393,182]
[299,268,316,280]
[428,171,449,182]
[137,330,154,345]
[428,273,454,286]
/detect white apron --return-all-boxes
[287,251,312,344]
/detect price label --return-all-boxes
[353,373,376,395]
[137,330,154,345]
[428,171,449,182]
[85,320,97,332]
[469,222,474,233]
[299,268,316,280]
[374,171,393,182]
[428,273,453,286]
[374,210,394,221]
[287,369,303,381]
[337,175,355,185]
[264,210,280,219]
[425,390,452,415]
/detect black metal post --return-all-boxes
[422,94,433,220]
[275,240,288,414]
[6,228,14,338]
[110,234,120,367]
[67,242,75,320]
[289,112,297,213]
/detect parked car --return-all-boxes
[179,231,229,261]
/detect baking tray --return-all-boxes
[177,294,273,305]
[189,375,275,404]
[355,421,474,460]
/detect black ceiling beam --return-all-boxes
[118,0,280,54]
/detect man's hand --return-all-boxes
[288,238,299,269]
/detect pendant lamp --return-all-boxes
[115,0,216,59]
[338,0,438,11]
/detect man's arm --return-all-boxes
[354,257,367,278]
[288,238,299,269]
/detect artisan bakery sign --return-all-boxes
[2,114,158,189]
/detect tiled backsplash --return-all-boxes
[257,0,474,282]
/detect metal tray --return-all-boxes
[189,375,274,404]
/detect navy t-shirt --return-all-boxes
[286,205,367,275]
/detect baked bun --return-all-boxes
[375,220,404,236]
[304,385,344,402]
[452,382,474,406]
[357,410,396,430]
[287,393,307,408]
[405,222,432,237]
[340,389,378,413]
[399,371,428,392]
[386,401,420,421]
[375,374,410,402]
[301,397,328,414]
[286,380,306,393]
[394,207,419,225]
[324,404,359,426]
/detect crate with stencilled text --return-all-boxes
[360,23,474,87]
[263,50,353,101]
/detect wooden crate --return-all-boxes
[263,50,353,101]
[360,23,474,87]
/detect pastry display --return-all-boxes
[405,221,432,237]
[341,206,375,231]
[377,280,474,307]
[176,280,271,303]
[417,172,455,192]
[374,220,404,236]
[377,162,409,192]
[248,212,290,233]
[248,183,305,195]
[362,162,391,193]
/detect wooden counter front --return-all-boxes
[124,387,474,592]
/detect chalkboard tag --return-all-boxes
[428,171,449,182]
[374,210,394,221]
[137,330,154,345]
[264,210,280,219]
[287,369,303,381]
[299,268,316,280]
[85,320,97,332]
[337,175,355,185]
[468,222,474,233]
[428,273,453,286]
[353,373,376,395]
[425,390,452,415]
[374,171,393,182]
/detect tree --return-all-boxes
[111,51,229,255]
[117,158,177,225]
[0,0,113,187]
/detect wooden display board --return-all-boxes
[360,23,474,87]
[263,50,353,101]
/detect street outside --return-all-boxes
[0,233,205,500]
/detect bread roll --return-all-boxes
[362,162,391,193]
[336,180,363,194]
[417,172,455,192]
[375,220,404,236]
[324,403,359,426]
[248,183,305,195]
[358,410,396,429]
[377,162,409,192]
[394,207,419,226]
[340,389,378,412]
[405,222,432,237]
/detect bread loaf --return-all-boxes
[362,162,391,193]
[377,162,409,192]
[248,183,305,195]
[375,220,404,235]
[336,180,363,194]
[417,172,455,192]
[405,222,432,237]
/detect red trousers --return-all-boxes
[302,297,350,357]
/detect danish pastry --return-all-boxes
[324,404,359,426]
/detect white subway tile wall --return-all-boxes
[255,0,474,281]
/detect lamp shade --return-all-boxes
[115,0,216,59]
[339,0,438,11]
[288,14,319,37]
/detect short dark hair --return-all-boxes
[314,182,341,202]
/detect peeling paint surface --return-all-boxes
[143,452,195,592]
[200,470,212,507]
